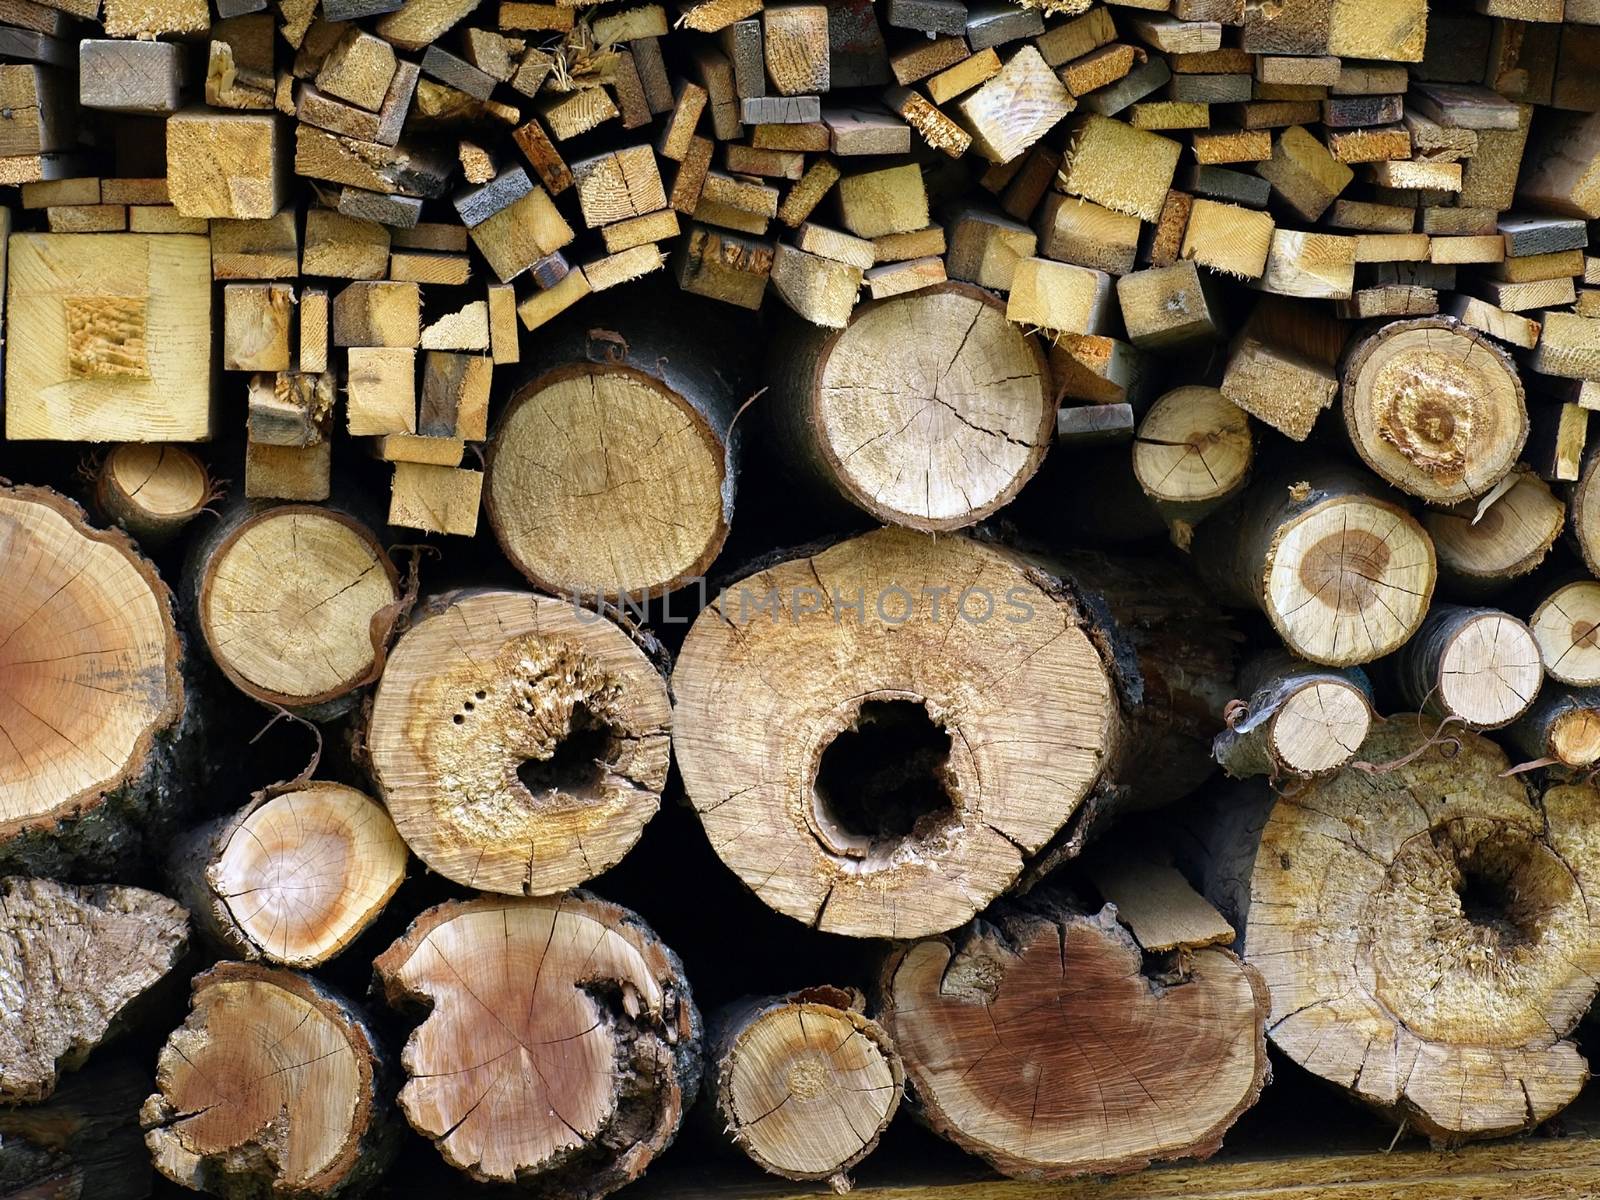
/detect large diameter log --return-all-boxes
[1508,683,1600,769]
[672,527,1234,938]
[878,896,1269,1179]
[708,987,903,1191]
[1213,651,1374,779]
[168,782,408,967]
[366,589,671,895]
[1341,316,1528,505]
[485,296,745,602]
[0,1059,154,1200]
[1424,469,1565,591]
[1210,719,1600,1143]
[1529,579,1600,686]
[374,893,700,1198]
[1194,465,1437,666]
[0,877,188,1104]
[93,443,215,548]
[192,504,401,712]
[0,485,190,877]
[765,282,1053,532]
[1395,604,1543,728]
[143,963,394,1199]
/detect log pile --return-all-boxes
[9,0,1600,1197]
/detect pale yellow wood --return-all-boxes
[1058,114,1181,221]
[1005,257,1113,333]
[1180,198,1274,279]
[345,347,415,435]
[1089,859,1235,951]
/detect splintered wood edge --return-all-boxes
[0,484,185,842]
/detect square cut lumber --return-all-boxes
[956,45,1074,164]
[1006,257,1114,333]
[167,107,287,218]
[1058,114,1182,222]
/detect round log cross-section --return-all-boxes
[1529,579,1600,687]
[367,589,671,895]
[767,283,1053,531]
[94,443,212,547]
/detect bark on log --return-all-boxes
[190,502,402,714]
[1507,683,1600,770]
[1193,465,1437,666]
[167,781,407,967]
[0,484,193,878]
[485,295,745,602]
[1394,604,1543,729]
[1213,651,1374,779]
[1200,718,1600,1143]
[93,443,215,549]
[707,986,902,1192]
[0,1059,154,1200]
[1340,316,1528,505]
[0,876,188,1104]
[878,893,1269,1179]
[142,962,394,1199]
[672,526,1234,938]
[365,589,671,895]
[1131,385,1254,525]
[763,282,1053,532]
[1423,469,1565,592]
[373,892,701,1199]
[1570,445,1600,577]
[1528,578,1600,687]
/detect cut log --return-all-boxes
[1423,469,1565,590]
[1213,651,1373,778]
[373,893,700,1198]
[0,1058,153,1199]
[1569,445,1600,576]
[0,877,187,1104]
[191,503,401,713]
[672,527,1234,937]
[1508,684,1600,770]
[1194,465,1437,666]
[366,589,671,896]
[0,485,190,876]
[1340,316,1528,505]
[764,281,1052,532]
[1131,385,1253,524]
[1529,579,1600,687]
[485,295,743,602]
[92,443,214,548]
[1203,719,1600,1143]
[708,986,902,1190]
[878,893,1269,1179]
[1394,604,1543,729]
[167,781,407,967]
[142,963,393,1198]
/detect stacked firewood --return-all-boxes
[9,0,1600,1198]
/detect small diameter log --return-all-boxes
[1194,466,1437,667]
[0,1059,153,1200]
[1395,604,1543,729]
[709,987,902,1191]
[1213,651,1374,779]
[486,298,744,602]
[143,963,393,1199]
[93,443,215,547]
[1508,684,1600,770]
[374,893,700,1198]
[879,894,1269,1179]
[765,281,1052,531]
[1131,385,1253,524]
[168,782,407,967]
[1341,316,1528,505]
[0,877,188,1104]
[1212,719,1600,1142]
[366,589,670,896]
[192,504,402,713]
[1529,579,1600,687]
[1570,446,1600,577]
[672,527,1234,938]
[0,485,189,876]
[1423,469,1565,591]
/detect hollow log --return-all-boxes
[190,502,402,714]
[93,443,215,548]
[763,282,1053,532]
[0,484,193,877]
[167,781,408,967]
[1201,718,1600,1143]
[1423,469,1565,592]
[373,892,700,1199]
[1394,604,1543,729]
[365,589,671,895]
[142,963,394,1199]
[1193,464,1437,666]
[1131,385,1254,525]
[1340,316,1528,505]
[1529,578,1600,687]
[707,986,903,1192]
[485,294,746,602]
[672,526,1234,938]
[1213,651,1374,779]
[878,893,1269,1179]
[1508,683,1600,770]
[0,1059,154,1200]
[0,876,188,1104]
